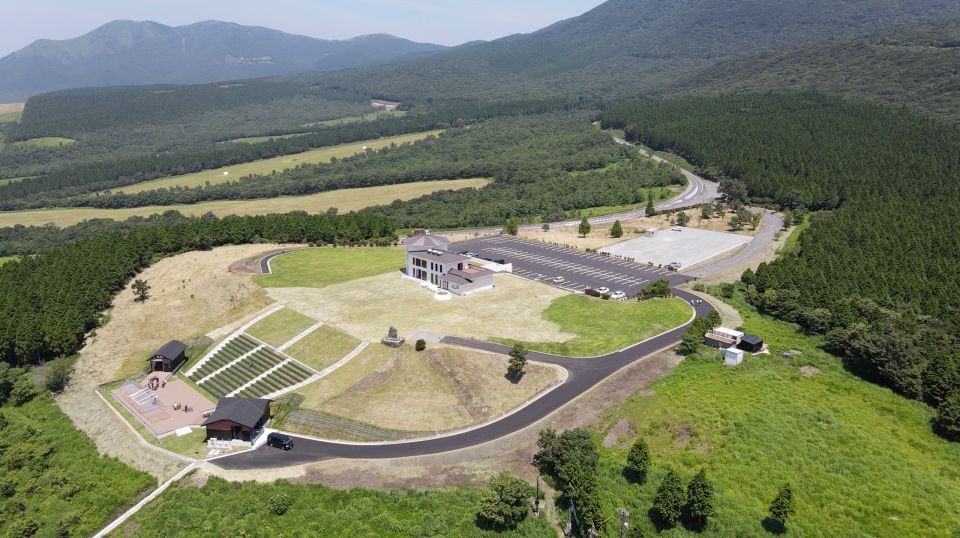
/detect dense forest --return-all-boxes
[603,92,960,437]
[0,212,395,365]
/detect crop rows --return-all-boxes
[188,334,259,380]
[236,361,313,399]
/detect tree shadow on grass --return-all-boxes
[761,517,787,535]
[647,507,677,533]
[621,467,646,485]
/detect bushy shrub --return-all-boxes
[268,492,292,515]
[415,339,426,352]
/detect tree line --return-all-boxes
[0,212,395,366]
[603,92,960,440]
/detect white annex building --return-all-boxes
[404,230,494,295]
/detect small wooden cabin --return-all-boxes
[202,398,271,443]
[148,340,187,372]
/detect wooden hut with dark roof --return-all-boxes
[202,398,271,443]
[148,340,187,372]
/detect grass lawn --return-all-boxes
[116,130,442,194]
[283,324,362,371]
[116,476,553,537]
[245,307,317,347]
[11,136,76,148]
[255,247,406,289]
[779,211,816,256]
[0,178,490,228]
[494,295,691,357]
[0,255,20,265]
[591,290,960,536]
[0,110,21,123]
[295,344,394,410]
[0,176,31,186]
[572,187,683,219]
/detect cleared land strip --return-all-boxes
[115,130,443,194]
[0,178,490,228]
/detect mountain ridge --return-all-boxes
[0,20,448,102]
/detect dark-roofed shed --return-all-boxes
[202,398,271,443]
[738,333,764,353]
[148,340,187,372]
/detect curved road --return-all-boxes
[212,289,713,469]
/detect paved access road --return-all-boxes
[453,235,692,297]
[686,210,783,279]
[212,289,712,470]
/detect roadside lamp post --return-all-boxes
[619,508,631,538]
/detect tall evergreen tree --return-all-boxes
[686,469,715,529]
[505,218,519,236]
[646,194,657,217]
[610,219,624,238]
[768,483,796,530]
[579,217,592,237]
[652,469,685,527]
[507,343,528,382]
[625,437,650,482]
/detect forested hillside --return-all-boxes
[675,20,960,123]
[0,212,395,365]
[311,0,960,100]
[602,93,960,437]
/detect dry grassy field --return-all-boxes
[115,130,443,194]
[300,344,563,432]
[0,102,24,114]
[0,178,490,228]
[268,272,574,343]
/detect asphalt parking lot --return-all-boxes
[452,236,693,297]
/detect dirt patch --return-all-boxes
[800,366,821,378]
[674,424,695,446]
[603,418,634,448]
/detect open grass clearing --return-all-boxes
[255,246,406,289]
[301,109,406,129]
[282,324,362,371]
[494,295,691,357]
[593,289,960,536]
[10,136,76,148]
[244,306,317,347]
[0,255,19,265]
[115,130,443,194]
[297,344,563,432]
[293,343,394,408]
[265,271,574,344]
[0,178,490,228]
[0,110,21,123]
[779,211,816,256]
[0,175,31,186]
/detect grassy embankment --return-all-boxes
[244,307,317,348]
[10,136,76,148]
[0,178,490,228]
[254,247,406,289]
[590,290,960,536]
[112,475,554,537]
[116,130,443,194]
[283,325,362,371]
[225,110,408,143]
[2,392,156,537]
[494,295,691,357]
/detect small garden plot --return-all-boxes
[493,295,691,357]
[245,307,317,347]
[282,325,362,371]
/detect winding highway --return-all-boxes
[212,289,713,469]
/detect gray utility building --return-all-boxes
[404,229,493,295]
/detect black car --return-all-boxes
[266,432,294,450]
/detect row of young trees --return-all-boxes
[603,92,960,441]
[0,212,395,366]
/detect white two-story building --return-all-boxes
[404,230,493,296]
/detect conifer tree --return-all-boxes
[686,469,715,529]
[652,469,685,527]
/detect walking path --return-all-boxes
[92,461,198,538]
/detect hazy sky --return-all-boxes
[1,0,607,56]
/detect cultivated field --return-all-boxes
[266,271,574,343]
[0,102,24,114]
[0,178,490,228]
[115,130,443,194]
[255,247,406,288]
[297,344,564,432]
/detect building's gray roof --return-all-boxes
[202,398,270,428]
[740,333,764,345]
[410,249,468,264]
[404,234,450,249]
[447,267,494,281]
[150,340,187,361]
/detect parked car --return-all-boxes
[666,261,682,271]
[267,432,294,450]
[671,226,683,231]
[464,251,477,257]
[552,276,566,284]
[596,286,611,295]
[610,291,627,301]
